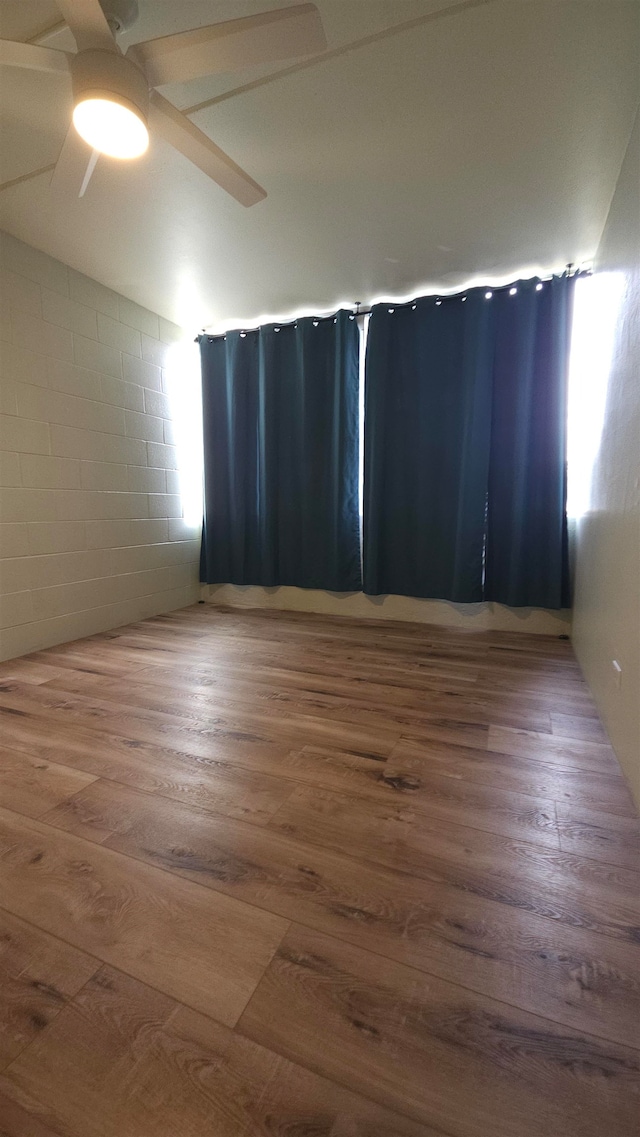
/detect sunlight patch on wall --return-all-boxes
[567,272,625,518]
[164,338,204,528]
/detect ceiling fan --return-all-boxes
[0,0,327,204]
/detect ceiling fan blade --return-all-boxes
[149,91,266,207]
[0,39,71,74]
[50,124,100,198]
[128,3,326,88]
[55,0,117,53]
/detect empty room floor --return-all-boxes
[0,605,638,1136]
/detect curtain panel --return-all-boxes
[484,276,573,607]
[363,292,493,602]
[363,275,574,608]
[199,310,361,592]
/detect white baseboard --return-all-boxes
[202,584,571,636]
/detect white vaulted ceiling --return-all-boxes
[0,0,638,330]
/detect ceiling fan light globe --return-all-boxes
[73,95,149,159]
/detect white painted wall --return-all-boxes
[572,109,640,807]
[204,583,571,635]
[0,233,201,661]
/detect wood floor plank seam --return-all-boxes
[382,745,631,818]
[0,659,622,764]
[4,881,639,1107]
[233,921,640,1134]
[0,893,294,1044]
[3,716,636,872]
[0,901,109,973]
[280,800,638,882]
[0,953,104,1077]
[1,714,575,846]
[1,605,638,1137]
[0,685,402,764]
[32,773,640,915]
[0,895,294,1045]
[2,705,630,844]
[3,938,451,1137]
[552,798,560,839]
[0,965,460,1137]
[265,781,564,855]
[27,677,553,739]
[5,743,636,897]
[32,770,634,935]
[1,652,597,715]
[4,796,637,1051]
[0,804,293,1029]
[0,730,304,825]
[11,765,639,964]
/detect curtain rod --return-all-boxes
[195,265,590,341]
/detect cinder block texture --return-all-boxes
[0,232,200,660]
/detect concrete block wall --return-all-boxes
[0,231,201,661]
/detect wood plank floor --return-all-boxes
[0,604,638,1137]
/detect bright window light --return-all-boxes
[567,272,625,518]
[73,97,149,159]
[164,339,203,528]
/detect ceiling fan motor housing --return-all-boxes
[99,0,139,34]
[70,49,149,128]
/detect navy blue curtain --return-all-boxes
[363,293,493,602]
[199,310,361,592]
[484,276,573,607]
[363,275,574,608]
